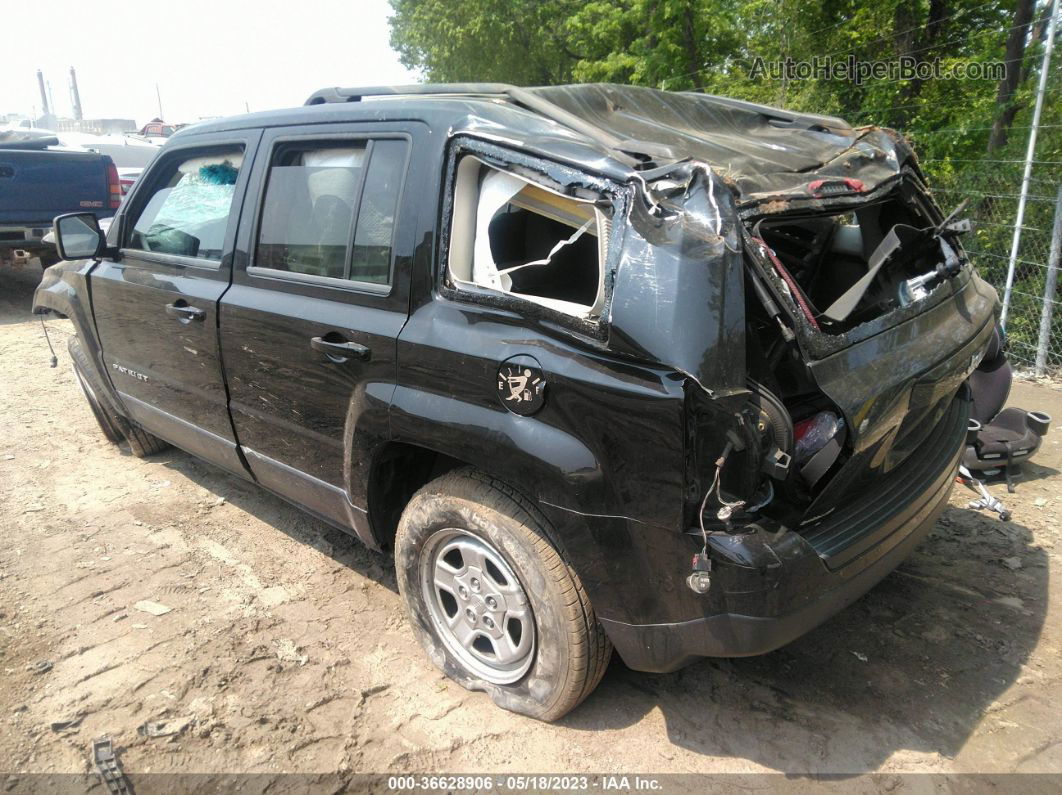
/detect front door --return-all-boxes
[219,123,424,538]
[90,132,260,475]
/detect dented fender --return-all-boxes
[389,385,602,505]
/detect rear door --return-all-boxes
[89,131,260,475]
[219,122,423,539]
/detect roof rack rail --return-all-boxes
[304,83,646,168]
[304,83,516,105]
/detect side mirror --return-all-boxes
[53,213,104,260]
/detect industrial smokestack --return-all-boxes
[69,67,83,121]
[36,70,50,116]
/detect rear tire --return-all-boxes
[395,469,612,721]
[67,336,169,457]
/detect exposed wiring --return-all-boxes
[745,481,774,514]
[696,464,721,551]
[39,313,57,368]
[697,441,745,552]
[713,463,746,512]
[694,438,779,553]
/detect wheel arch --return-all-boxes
[34,259,125,417]
[362,430,601,564]
[366,441,467,552]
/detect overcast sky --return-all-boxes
[3,0,419,127]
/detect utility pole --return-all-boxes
[1001,0,1059,327]
[155,83,164,119]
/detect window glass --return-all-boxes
[257,145,366,279]
[350,140,406,284]
[256,139,406,285]
[127,148,243,260]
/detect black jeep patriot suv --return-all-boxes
[36,83,997,720]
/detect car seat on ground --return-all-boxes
[963,327,1051,492]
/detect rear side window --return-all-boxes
[255,138,407,285]
[447,155,611,319]
[350,140,406,284]
[258,144,367,279]
[127,148,243,261]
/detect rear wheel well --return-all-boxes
[368,443,465,551]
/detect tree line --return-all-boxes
[388,0,1060,167]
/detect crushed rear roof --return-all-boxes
[520,84,910,201]
[186,83,913,202]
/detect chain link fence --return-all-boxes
[927,156,1061,374]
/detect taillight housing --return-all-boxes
[807,177,864,198]
[106,161,122,209]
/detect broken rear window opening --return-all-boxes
[747,184,967,336]
[731,181,975,526]
[447,155,613,319]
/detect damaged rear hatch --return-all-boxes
[523,85,998,550]
[736,162,997,532]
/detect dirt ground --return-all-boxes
[1,261,1060,779]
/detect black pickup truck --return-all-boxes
[35,83,997,721]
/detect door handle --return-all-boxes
[310,336,371,362]
[165,301,206,322]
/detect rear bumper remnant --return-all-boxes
[602,394,967,673]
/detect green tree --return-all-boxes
[388,0,1062,361]
[387,0,1057,171]
[389,0,583,84]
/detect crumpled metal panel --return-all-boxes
[608,163,746,397]
[520,84,912,204]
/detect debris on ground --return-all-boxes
[137,717,192,739]
[274,639,308,666]
[92,736,129,794]
[50,715,83,733]
[132,600,172,616]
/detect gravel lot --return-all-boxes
[1,261,1060,779]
